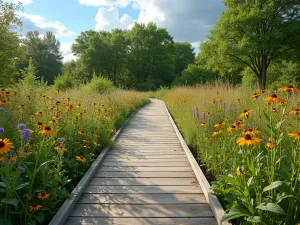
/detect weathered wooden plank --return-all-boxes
[83,185,203,194]
[98,166,192,172]
[105,155,185,159]
[108,150,185,154]
[65,217,218,225]
[69,204,213,217]
[94,171,195,178]
[89,177,198,186]
[103,158,189,163]
[78,193,207,204]
[101,161,191,167]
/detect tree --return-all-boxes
[0,0,23,86]
[174,42,195,76]
[22,31,63,84]
[127,23,175,89]
[201,0,300,88]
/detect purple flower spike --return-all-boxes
[0,128,4,135]
[18,166,26,173]
[17,124,27,130]
[20,128,31,140]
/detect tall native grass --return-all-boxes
[160,83,300,225]
[0,85,149,225]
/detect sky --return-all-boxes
[13,0,226,62]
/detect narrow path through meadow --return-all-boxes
[64,99,218,225]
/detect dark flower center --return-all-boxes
[218,122,222,124]
[41,193,46,196]
[271,94,277,98]
[297,132,300,135]
[244,134,252,140]
[243,110,248,113]
[0,141,5,147]
[38,122,43,125]
[231,125,236,128]
[287,84,293,88]
[45,127,51,131]
[248,129,253,132]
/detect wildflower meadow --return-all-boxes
[0,86,149,224]
[159,84,300,225]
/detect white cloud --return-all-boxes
[95,7,134,30]
[61,42,77,62]
[13,0,33,5]
[79,0,132,7]
[18,13,76,37]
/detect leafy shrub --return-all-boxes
[83,76,115,93]
[136,78,164,91]
[54,73,76,90]
[173,64,215,86]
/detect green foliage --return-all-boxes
[174,42,195,76]
[20,31,63,84]
[0,0,23,87]
[198,0,300,88]
[173,64,216,86]
[54,73,76,90]
[83,75,115,93]
[20,58,39,86]
[241,67,257,88]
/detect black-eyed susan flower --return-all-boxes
[0,100,9,105]
[0,139,14,155]
[18,104,25,109]
[200,122,207,127]
[35,112,43,116]
[227,125,237,132]
[265,94,285,103]
[76,156,86,163]
[266,141,276,149]
[233,121,243,128]
[240,109,253,118]
[78,130,86,135]
[237,134,262,146]
[213,130,222,136]
[257,88,266,93]
[38,126,56,136]
[243,128,261,135]
[94,142,101,147]
[272,108,278,113]
[290,108,300,115]
[236,168,244,176]
[29,204,42,212]
[278,84,300,93]
[288,132,300,140]
[214,122,225,127]
[236,99,241,103]
[54,146,67,152]
[37,192,49,200]
[250,93,260,98]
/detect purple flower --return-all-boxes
[0,128,4,135]
[201,112,206,121]
[20,128,31,140]
[17,124,27,130]
[18,166,26,173]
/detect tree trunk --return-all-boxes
[258,59,267,89]
[113,67,117,85]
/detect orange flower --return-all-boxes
[213,130,222,136]
[94,142,101,147]
[257,88,266,93]
[278,84,300,93]
[289,132,300,140]
[0,100,9,105]
[200,122,207,127]
[37,192,49,200]
[54,146,67,152]
[76,156,86,163]
[290,108,300,115]
[214,122,225,127]
[227,125,237,132]
[265,94,285,103]
[18,104,26,109]
[266,141,276,149]
[237,134,262,146]
[78,129,86,135]
[0,139,14,155]
[250,93,260,98]
[29,204,42,212]
[240,109,253,118]
[35,111,43,116]
[236,168,244,176]
[243,128,261,135]
[38,126,56,136]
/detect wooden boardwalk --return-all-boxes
[61,99,218,225]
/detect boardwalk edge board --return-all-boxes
[49,102,149,225]
[162,99,231,225]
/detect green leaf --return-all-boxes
[223,175,241,187]
[0,219,12,225]
[0,182,6,188]
[15,182,29,191]
[222,208,251,222]
[256,203,286,215]
[263,181,284,192]
[1,198,18,209]
[246,216,261,223]
[34,213,44,224]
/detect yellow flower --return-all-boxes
[54,146,67,152]
[265,94,285,103]
[76,156,86,163]
[0,139,14,155]
[214,122,225,127]
[250,93,260,98]
[227,125,237,132]
[35,111,43,116]
[38,126,56,136]
[237,134,262,146]
[236,168,244,176]
[266,141,276,149]
[257,88,266,93]
[290,108,300,115]
[200,122,207,127]
[213,130,222,136]
[278,84,300,93]
[289,132,300,140]
[0,100,9,105]
[240,109,253,118]
[243,128,261,135]
[29,204,42,212]
[37,192,49,200]
[94,142,101,147]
